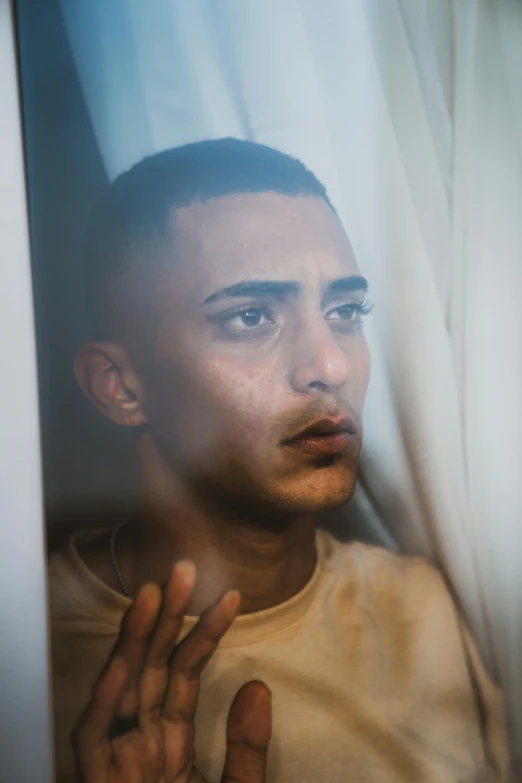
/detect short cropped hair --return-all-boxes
[85,137,334,340]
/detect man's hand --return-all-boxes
[72,561,272,783]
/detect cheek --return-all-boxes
[346,337,371,405]
[357,346,371,395]
[141,334,289,467]
[203,355,285,442]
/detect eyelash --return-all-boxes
[327,300,373,320]
[213,305,275,331]
[214,299,373,332]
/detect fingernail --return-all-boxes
[175,559,196,587]
[223,589,241,611]
[139,582,160,602]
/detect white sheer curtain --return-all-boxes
[60,0,522,762]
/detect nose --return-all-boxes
[289,317,351,394]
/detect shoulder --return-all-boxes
[318,533,510,777]
[318,532,475,696]
[318,530,455,622]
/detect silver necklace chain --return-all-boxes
[109,524,131,598]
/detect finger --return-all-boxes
[112,582,163,717]
[146,560,196,666]
[161,589,241,724]
[138,560,196,722]
[221,681,272,783]
[72,655,129,776]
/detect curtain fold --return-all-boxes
[60,0,522,760]
[452,0,522,753]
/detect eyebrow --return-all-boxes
[324,275,368,297]
[203,275,368,304]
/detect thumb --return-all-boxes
[221,681,272,783]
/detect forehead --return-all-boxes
[169,193,360,299]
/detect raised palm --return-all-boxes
[73,562,271,783]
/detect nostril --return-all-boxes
[308,380,330,391]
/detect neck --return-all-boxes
[120,433,318,616]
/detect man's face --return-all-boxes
[134,193,370,516]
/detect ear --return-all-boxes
[73,342,148,427]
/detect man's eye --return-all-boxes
[325,299,373,324]
[326,304,360,322]
[222,307,274,330]
[235,309,267,327]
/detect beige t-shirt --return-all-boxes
[49,529,509,782]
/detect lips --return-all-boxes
[294,417,357,438]
[283,416,357,457]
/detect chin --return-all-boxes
[285,488,355,516]
[272,464,358,516]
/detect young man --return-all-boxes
[49,139,509,782]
